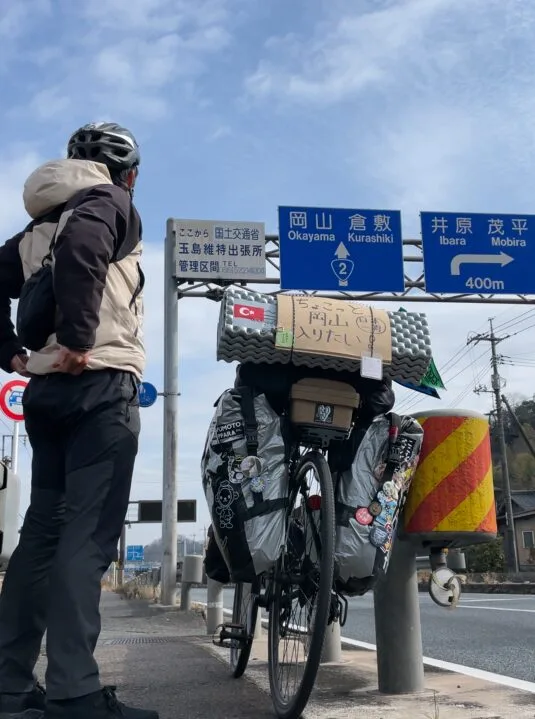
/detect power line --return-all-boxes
[394,311,518,414]
[397,307,535,414]
[500,320,535,341]
[448,365,489,408]
[394,347,490,414]
[493,308,535,332]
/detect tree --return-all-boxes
[509,452,535,489]
[490,394,535,490]
[464,537,505,574]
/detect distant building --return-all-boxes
[496,489,535,569]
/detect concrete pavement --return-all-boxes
[31,589,535,718]
[191,586,535,683]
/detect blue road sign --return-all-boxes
[278,206,405,292]
[126,545,144,562]
[138,381,158,408]
[421,211,535,295]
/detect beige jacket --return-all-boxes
[18,159,145,380]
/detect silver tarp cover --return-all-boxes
[202,390,289,577]
[335,415,423,582]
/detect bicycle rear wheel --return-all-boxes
[268,450,335,719]
[230,578,260,678]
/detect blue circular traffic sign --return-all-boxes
[138,382,158,408]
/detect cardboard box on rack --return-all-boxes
[275,295,392,363]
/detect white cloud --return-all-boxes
[245,0,462,103]
[0,148,43,237]
[29,87,73,122]
[81,0,231,35]
[3,0,238,125]
[0,0,50,39]
[244,0,534,104]
[207,125,232,142]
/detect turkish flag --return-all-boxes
[233,304,265,322]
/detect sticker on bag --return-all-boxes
[314,403,334,424]
[215,420,245,444]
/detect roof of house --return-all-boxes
[512,490,535,513]
[496,489,535,518]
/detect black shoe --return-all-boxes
[0,683,46,719]
[44,687,158,719]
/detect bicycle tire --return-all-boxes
[268,450,336,719]
[230,578,260,678]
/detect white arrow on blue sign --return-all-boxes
[421,211,535,295]
[138,382,158,408]
[278,206,405,292]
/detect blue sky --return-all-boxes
[2,0,535,548]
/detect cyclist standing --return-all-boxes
[0,123,158,719]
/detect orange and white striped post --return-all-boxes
[402,410,497,544]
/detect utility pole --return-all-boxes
[468,318,519,573]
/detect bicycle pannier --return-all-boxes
[334,413,424,596]
[202,387,290,583]
[204,525,231,584]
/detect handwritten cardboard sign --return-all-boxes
[275,295,392,363]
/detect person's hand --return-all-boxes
[10,353,30,377]
[52,346,90,375]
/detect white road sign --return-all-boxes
[172,218,266,282]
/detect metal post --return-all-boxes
[206,578,224,634]
[117,524,126,587]
[321,619,342,663]
[447,548,466,573]
[11,422,19,475]
[374,539,425,694]
[254,606,262,640]
[180,555,203,612]
[161,219,179,606]
[180,581,191,611]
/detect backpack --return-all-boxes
[16,192,144,353]
[16,203,66,351]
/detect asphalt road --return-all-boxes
[190,587,535,683]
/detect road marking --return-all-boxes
[202,601,535,694]
[457,605,535,614]
[460,596,535,603]
[340,637,535,694]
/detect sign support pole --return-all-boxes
[118,523,126,587]
[161,220,179,606]
[11,422,19,476]
[374,538,425,693]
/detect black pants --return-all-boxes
[0,370,140,700]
